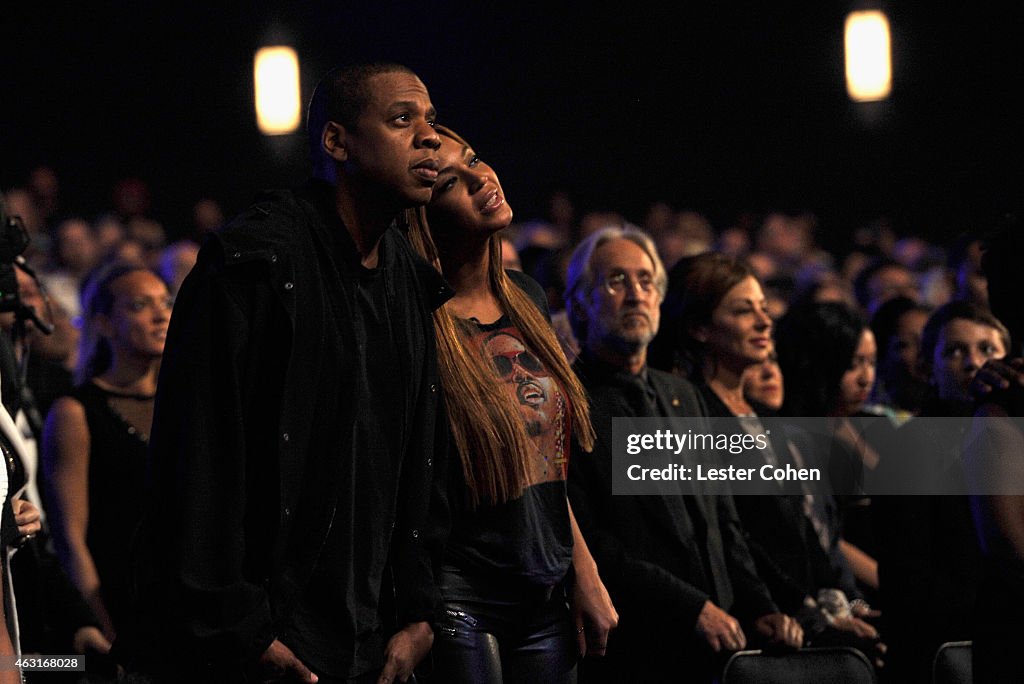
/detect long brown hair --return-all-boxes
[407,126,593,506]
[648,251,757,379]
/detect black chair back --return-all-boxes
[932,640,972,684]
[722,647,876,684]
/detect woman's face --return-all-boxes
[743,349,784,410]
[933,318,1006,402]
[698,276,773,370]
[836,328,877,415]
[428,136,513,238]
[101,270,173,360]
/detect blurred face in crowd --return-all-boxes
[696,276,773,371]
[500,238,522,271]
[743,348,784,411]
[836,328,877,415]
[56,218,99,274]
[868,265,918,312]
[98,271,173,361]
[891,308,929,382]
[582,238,661,360]
[933,318,1006,402]
[430,135,513,238]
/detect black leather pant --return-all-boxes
[433,566,578,684]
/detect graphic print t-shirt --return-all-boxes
[444,316,574,587]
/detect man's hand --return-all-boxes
[378,621,432,683]
[696,600,746,652]
[753,612,803,649]
[971,357,1024,398]
[12,498,41,539]
[72,626,112,654]
[572,567,619,657]
[257,639,317,683]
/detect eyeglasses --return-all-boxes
[603,271,656,296]
[491,349,549,379]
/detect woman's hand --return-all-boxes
[12,498,41,540]
[572,564,619,657]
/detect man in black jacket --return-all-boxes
[564,227,802,682]
[125,63,451,684]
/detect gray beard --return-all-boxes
[602,329,654,357]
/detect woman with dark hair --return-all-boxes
[407,126,616,682]
[869,296,931,418]
[42,260,172,641]
[774,301,885,601]
[650,254,884,666]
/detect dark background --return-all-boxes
[4,2,1022,254]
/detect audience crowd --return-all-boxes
[1,128,1019,684]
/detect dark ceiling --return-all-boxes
[4,3,1022,251]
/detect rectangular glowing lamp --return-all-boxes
[844,10,892,102]
[254,46,301,135]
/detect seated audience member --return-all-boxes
[742,343,783,414]
[948,232,988,306]
[39,217,100,322]
[852,257,919,318]
[156,239,199,296]
[647,257,884,668]
[963,220,1024,684]
[873,300,1008,682]
[566,229,802,683]
[869,296,932,419]
[774,301,890,603]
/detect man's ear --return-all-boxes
[321,121,347,162]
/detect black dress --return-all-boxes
[71,381,152,635]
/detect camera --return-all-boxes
[0,194,31,313]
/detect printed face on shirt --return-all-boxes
[484,331,556,437]
[481,328,568,483]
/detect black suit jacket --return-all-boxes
[568,355,777,680]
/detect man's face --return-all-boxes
[933,318,1006,402]
[583,239,661,359]
[340,71,440,207]
[485,331,555,436]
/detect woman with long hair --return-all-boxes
[406,125,616,682]
[774,300,887,601]
[42,260,172,640]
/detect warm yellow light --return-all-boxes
[844,10,892,102]
[254,46,301,135]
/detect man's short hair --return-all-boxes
[564,225,667,342]
[919,300,1011,376]
[306,62,416,157]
